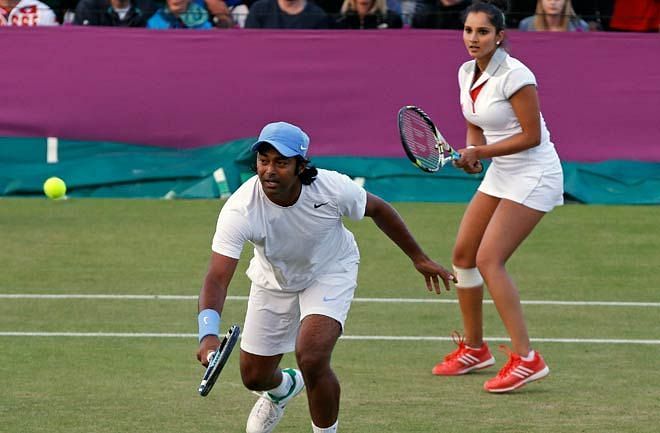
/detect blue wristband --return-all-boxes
[198,309,220,342]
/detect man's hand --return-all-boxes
[196,334,221,367]
[413,256,456,294]
[204,0,234,27]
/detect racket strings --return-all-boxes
[400,112,440,171]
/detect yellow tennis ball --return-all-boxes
[43,177,67,199]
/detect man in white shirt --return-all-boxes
[196,121,455,433]
[0,0,58,25]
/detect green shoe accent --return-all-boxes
[267,368,298,404]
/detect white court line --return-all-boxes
[1,293,659,307]
[0,332,659,345]
[0,294,200,300]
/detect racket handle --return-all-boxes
[206,351,216,363]
[451,151,461,160]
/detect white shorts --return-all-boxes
[478,164,564,212]
[240,264,358,356]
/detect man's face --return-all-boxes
[167,0,190,15]
[256,147,304,206]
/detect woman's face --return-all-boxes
[463,12,501,61]
[541,0,566,16]
[355,0,374,14]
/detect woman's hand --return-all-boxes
[455,146,483,173]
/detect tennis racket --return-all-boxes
[198,324,241,397]
[397,105,461,173]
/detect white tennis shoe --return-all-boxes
[246,368,305,433]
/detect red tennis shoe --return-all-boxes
[484,348,550,393]
[432,332,495,376]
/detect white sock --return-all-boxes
[521,350,536,362]
[312,420,338,433]
[266,369,293,399]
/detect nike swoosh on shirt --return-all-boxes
[314,202,329,209]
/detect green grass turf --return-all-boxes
[1,198,659,432]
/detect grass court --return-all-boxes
[1,198,658,432]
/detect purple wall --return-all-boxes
[1,27,659,162]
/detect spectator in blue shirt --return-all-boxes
[147,0,214,28]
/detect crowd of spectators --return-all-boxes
[1,0,658,32]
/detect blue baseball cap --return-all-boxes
[251,122,310,158]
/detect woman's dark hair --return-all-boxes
[252,142,318,185]
[463,0,510,32]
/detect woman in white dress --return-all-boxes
[431,0,563,393]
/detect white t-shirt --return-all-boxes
[459,48,560,173]
[0,0,58,26]
[114,5,130,20]
[212,169,367,292]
